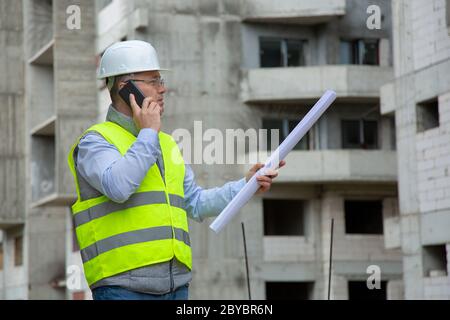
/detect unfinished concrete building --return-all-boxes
[0,0,97,299]
[380,0,450,299]
[82,0,401,300]
[2,0,448,300]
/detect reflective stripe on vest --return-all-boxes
[67,121,191,286]
[73,191,185,228]
[80,226,190,263]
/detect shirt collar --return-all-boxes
[105,104,140,137]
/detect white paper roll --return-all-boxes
[210,90,337,233]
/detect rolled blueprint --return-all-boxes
[210,90,337,233]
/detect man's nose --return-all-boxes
[158,85,166,94]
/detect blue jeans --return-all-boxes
[92,285,189,300]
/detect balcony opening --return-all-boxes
[348,281,387,300]
[260,37,306,68]
[263,118,310,151]
[416,98,439,132]
[263,199,305,236]
[345,200,383,235]
[342,119,378,149]
[340,39,379,65]
[31,134,56,204]
[390,115,397,150]
[14,235,23,267]
[266,282,314,300]
[422,244,448,277]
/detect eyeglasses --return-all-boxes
[128,77,165,88]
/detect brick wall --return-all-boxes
[411,0,450,71]
[416,92,450,213]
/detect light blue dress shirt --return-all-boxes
[76,128,246,222]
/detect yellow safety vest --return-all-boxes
[67,121,192,286]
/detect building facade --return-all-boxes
[0,0,97,299]
[1,0,448,300]
[380,0,450,299]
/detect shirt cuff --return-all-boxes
[137,128,161,158]
[232,178,247,197]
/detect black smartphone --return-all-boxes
[118,80,146,108]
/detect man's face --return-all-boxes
[119,70,166,115]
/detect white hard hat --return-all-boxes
[97,40,168,79]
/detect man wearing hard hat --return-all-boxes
[67,40,284,300]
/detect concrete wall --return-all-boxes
[1,227,27,300]
[416,93,450,215]
[65,208,91,300]
[316,0,392,66]
[26,206,66,300]
[248,150,397,183]
[324,103,395,150]
[0,0,406,300]
[252,182,402,300]
[0,0,98,300]
[318,187,402,299]
[241,23,316,69]
[381,0,450,299]
[90,0,401,300]
[241,0,346,23]
[0,0,26,227]
[241,66,393,103]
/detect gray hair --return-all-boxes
[107,73,135,102]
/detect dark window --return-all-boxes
[288,119,309,150]
[390,116,396,150]
[363,120,378,147]
[263,119,283,150]
[263,118,309,151]
[14,236,23,267]
[345,200,383,234]
[342,120,360,148]
[422,245,448,277]
[348,281,387,300]
[260,38,282,67]
[0,242,3,271]
[342,120,378,149]
[340,40,354,64]
[266,282,314,300]
[417,98,439,132]
[359,39,379,65]
[340,39,379,65]
[286,40,305,66]
[260,38,306,68]
[263,199,304,236]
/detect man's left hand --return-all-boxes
[245,160,286,194]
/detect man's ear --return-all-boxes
[117,81,126,91]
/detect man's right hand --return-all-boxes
[129,94,161,132]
